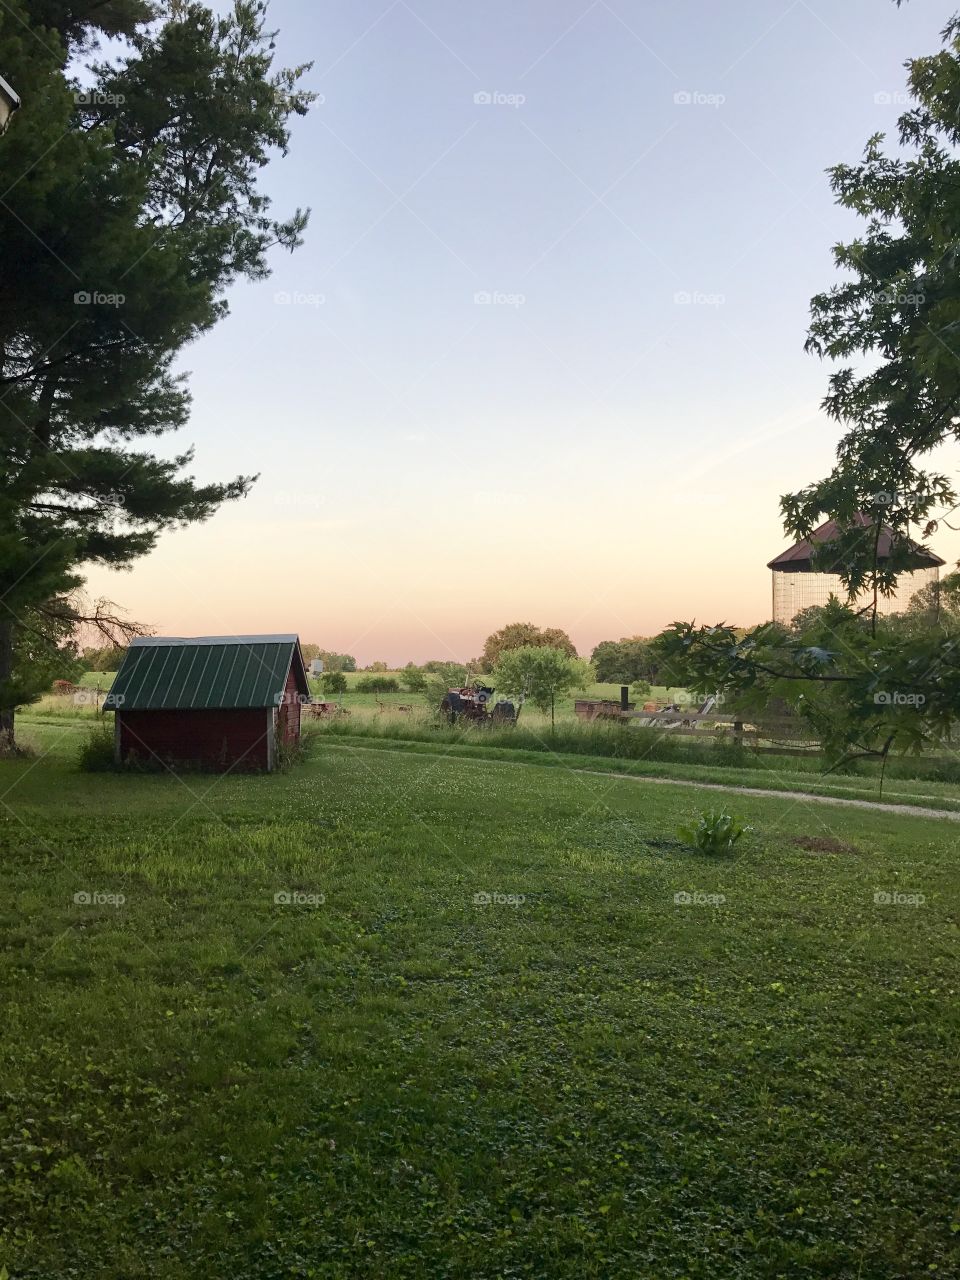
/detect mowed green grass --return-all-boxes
[2,727,959,1279]
[314,733,960,813]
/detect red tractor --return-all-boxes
[440,683,517,726]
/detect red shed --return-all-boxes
[104,634,309,772]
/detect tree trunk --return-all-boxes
[0,618,15,751]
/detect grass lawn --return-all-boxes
[2,726,959,1278]
[306,676,960,791]
[312,734,960,814]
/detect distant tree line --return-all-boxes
[589,637,658,685]
[50,620,712,703]
[300,645,357,672]
[76,626,690,685]
[80,645,128,673]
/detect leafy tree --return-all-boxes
[417,662,467,711]
[661,599,960,788]
[320,671,347,697]
[367,661,389,672]
[313,651,357,673]
[422,660,468,684]
[493,646,593,731]
[0,0,313,744]
[2,606,83,745]
[591,636,659,684]
[81,644,128,672]
[478,623,576,672]
[906,570,960,623]
[672,8,960,769]
[400,664,427,693]
[589,630,691,691]
[2,594,135,731]
[777,9,960,603]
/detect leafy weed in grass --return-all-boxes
[677,808,750,855]
[77,721,116,772]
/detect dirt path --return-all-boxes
[577,770,960,822]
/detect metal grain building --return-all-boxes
[768,516,944,624]
[105,635,309,772]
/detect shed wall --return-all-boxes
[277,667,302,745]
[117,708,271,771]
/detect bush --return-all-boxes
[401,666,427,693]
[274,732,308,771]
[78,722,116,772]
[355,676,400,693]
[677,809,749,855]
[320,671,347,697]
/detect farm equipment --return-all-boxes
[440,683,517,726]
[307,701,350,719]
[574,689,719,727]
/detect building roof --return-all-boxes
[768,515,945,573]
[105,635,308,711]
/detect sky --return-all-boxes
[84,0,960,666]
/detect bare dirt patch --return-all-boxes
[791,835,860,855]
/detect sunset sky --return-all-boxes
[85,0,960,666]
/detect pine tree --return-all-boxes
[0,1,313,742]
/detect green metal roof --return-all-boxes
[105,635,306,711]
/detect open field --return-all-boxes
[77,671,115,689]
[17,697,960,811]
[58,668,960,791]
[2,727,959,1278]
[301,674,960,790]
[23,672,118,721]
[304,673,693,722]
[23,672,685,728]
